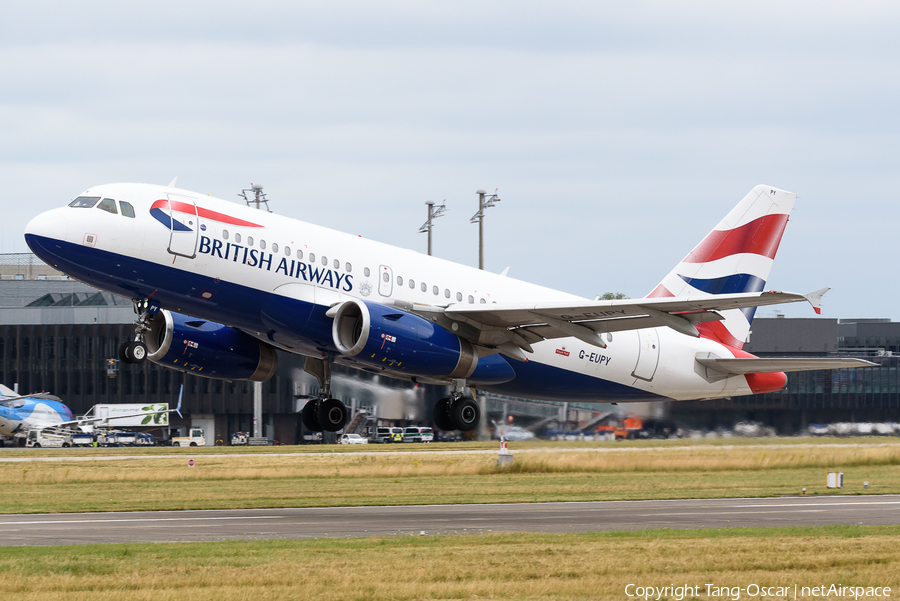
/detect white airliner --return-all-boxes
[24,183,873,433]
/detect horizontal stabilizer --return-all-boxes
[696,357,878,375]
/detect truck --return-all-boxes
[25,429,72,448]
[99,431,137,447]
[171,427,206,447]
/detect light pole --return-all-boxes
[469,189,500,270]
[418,200,447,256]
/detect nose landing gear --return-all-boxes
[119,298,157,364]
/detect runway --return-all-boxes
[0,495,897,546]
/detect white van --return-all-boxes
[402,426,434,443]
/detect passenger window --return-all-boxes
[322,256,328,266]
[97,198,118,214]
[409,280,415,289]
[309,253,315,262]
[421,282,426,292]
[397,276,403,286]
[334,259,340,269]
[364,267,371,277]
[468,295,474,304]
[247,236,254,246]
[480,298,486,304]
[68,196,100,208]
[284,246,291,256]
[456,292,462,301]
[260,240,266,250]
[444,289,450,298]
[271,242,278,253]
[382,272,390,283]
[235,233,241,243]
[346,262,352,272]
[297,250,303,260]
[120,201,135,218]
[223,230,229,240]
[433,286,439,295]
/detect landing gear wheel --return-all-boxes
[451,397,480,432]
[124,342,147,364]
[301,399,322,432]
[118,341,131,363]
[432,398,454,431]
[318,399,348,432]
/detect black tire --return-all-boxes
[432,398,454,431]
[126,341,148,363]
[451,397,480,432]
[301,399,322,432]
[118,341,132,364]
[189,442,197,447]
[62,443,70,448]
[318,399,347,432]
[33,443,41,448]
[172,441,180,447]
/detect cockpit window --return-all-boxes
[69,196,100,208]
[120,201,135,218]
[97,198,118,214]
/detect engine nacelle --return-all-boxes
[146,310,278,382]
[332,299,515,384]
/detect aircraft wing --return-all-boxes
[696,357,878,374]
[440,289,828,356]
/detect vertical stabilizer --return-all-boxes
[647,185,796,349]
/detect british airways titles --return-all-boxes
[198,236,354,292]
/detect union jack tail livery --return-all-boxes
[647,185,795,349]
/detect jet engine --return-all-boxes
[331,299,515,384]
[145,310,278,382]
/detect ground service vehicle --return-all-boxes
[376,427,404,443]
[402,427,434,443]
[171,428,206,447]
[25,429,71,448]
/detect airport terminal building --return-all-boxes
[0,253,891,442]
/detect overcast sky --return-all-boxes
[2,1,898,320]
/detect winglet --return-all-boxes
[803,287,830,315]
[175,384,183,418]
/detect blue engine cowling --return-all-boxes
[145,310,278,382]
[331,299,515,385]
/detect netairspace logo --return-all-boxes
[625,583,892,600]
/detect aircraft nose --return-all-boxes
[24,209,68,263]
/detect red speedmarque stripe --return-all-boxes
[683,213,789,264]
[151,199,263,228]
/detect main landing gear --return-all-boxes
[300,357,349,433]
[119,299,155,364]
[432,380,480,432]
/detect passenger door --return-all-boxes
[166,194,200,259]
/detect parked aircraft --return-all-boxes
[24,183,874,433]
[0,383,181,440]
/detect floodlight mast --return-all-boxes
[238,182,272,439]
[418,200,447,256]
[239,183,272,213]
[469,189,500,270]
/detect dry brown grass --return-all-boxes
[1,526,898,600]
[2,443,899,514]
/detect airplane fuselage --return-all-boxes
[25,183,769,404]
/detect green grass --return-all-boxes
[1,526,898,599]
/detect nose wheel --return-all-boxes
[119,298,157,364]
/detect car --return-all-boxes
[339,433,368,445]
